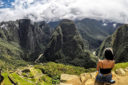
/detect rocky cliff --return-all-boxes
[18,19,52,61]
[43,19,97,68]
[0,19,52,62]
[98,24,128,62]
[49,18,121,50]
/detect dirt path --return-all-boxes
[63,73,128,85]
[113,75,128,85]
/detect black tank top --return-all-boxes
[100,68,112,74]
[0,75,4,83]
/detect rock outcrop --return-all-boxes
[61,74,79,81]
[98,24,128,62]
[49,18,122,50]
[115,68,126,76]
[18,19,52,61]
[43,19,97,68]
[0,19,52,61]
[59,67,128,85]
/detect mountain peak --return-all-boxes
[43,20,96,68]
[98,24,128,63]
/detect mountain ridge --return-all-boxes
[98,24,128,62]
[49,18,122,50]
[0,19,52,69]
[43,19,97,68]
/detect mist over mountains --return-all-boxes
[0,0,128,23]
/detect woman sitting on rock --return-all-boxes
[95,48,115,85]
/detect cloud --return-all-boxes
[0,0,128,23]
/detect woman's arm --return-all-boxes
[111,60,115,68]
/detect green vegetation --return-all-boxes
[98,24,128,63]
[2,73,12,85]
[35,62,96,84]
[75,18,119,50]
[2,72,36,85]
[1,67,52,85]
[1,62,128,85]
[0,19,127,85]
[43,19,97,68]
[113,62,128,71]
[0,19,52,62]
[10,73,34,85]
[0,38,28,71]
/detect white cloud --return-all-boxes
[103,23,107,26]
[0,0,4,7]
[0,0,128,23]
[113,23,117,28]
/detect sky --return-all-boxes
[0,0,128,23]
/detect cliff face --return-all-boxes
[43,19,96,68]
[18,19,52,60]
[98,24,128,62]
[0,19,52,61]
[49,18,121,50]
[112,25,128,62]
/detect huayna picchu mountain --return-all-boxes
[98,24,128,63]
[0,19,52,63]
[43,19,97,68]
[49,18,122,50]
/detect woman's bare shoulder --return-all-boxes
[98,59,103,63]
[106,60,115,64]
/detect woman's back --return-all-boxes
[98,59,115,74]
[99,59,115,69]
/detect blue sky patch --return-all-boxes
[0,0,15,8]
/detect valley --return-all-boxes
[0,18,128,85]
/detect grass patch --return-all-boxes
[10,73,35,85]
[2,73,12,85]
[113,62,128,71]
[34,62,96,84]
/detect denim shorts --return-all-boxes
[96,73,112,83]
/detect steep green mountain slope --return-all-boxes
[0,19,52,69]
[18,19,52,61]
[49,18,121,50]
[75,19,121,50]
[0,21,26,70]
[43,19,97,68]
[98,24,128,63]
[0,38,27,70]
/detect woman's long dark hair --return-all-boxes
[104,48,114,60]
